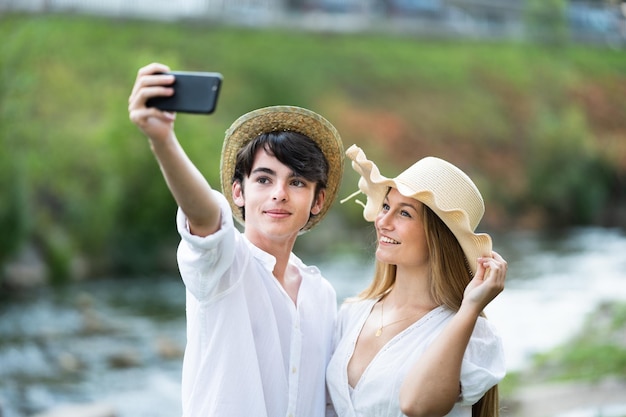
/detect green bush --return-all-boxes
[526,105,613,226]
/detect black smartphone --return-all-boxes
[146,71,223,114]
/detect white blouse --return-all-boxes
[326,298,505,417]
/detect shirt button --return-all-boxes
[292,366,297,374]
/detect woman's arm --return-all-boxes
[399,252,507,417]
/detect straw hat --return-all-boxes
[220,106,344,231]
[344,145,492,274]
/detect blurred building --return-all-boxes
[0,0,623,46]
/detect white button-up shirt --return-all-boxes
[176,191,337,417]
[326,299,505,417]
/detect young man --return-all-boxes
[128,63,344,417]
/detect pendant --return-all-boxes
[375,328,382,337]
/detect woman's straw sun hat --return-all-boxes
[220,105,344,232]
[343,145,492,274]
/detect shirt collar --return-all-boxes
[241,235,321,279]
[242,235,276,271]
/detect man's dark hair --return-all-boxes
[232,131,329,221]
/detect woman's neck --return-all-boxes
[386,265,437,311]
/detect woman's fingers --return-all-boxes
[477,251,507,289]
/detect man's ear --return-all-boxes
[232,181,245,208]
[310,189,326,216]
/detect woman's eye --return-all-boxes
[400,210,412,218]
[382,203,390,211]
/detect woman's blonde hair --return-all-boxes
[356,200,500,417]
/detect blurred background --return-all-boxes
[1,0,626,416]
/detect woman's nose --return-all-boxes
[376,210,392,229]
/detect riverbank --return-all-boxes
[505,378,626,417]
[500,299,626,417]
[4,295,626,417]
[2,228,626,417]
[25,377,626,417]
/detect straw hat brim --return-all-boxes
[220,106,344,232]
[346,145,492,274]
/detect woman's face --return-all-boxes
[374,188,429,269]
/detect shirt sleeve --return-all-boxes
[175,190,238,302]
[458,317,506,405]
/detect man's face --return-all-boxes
[232,148,324,245]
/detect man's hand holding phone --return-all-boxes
[129,63,223,144]
[129,63,178,143]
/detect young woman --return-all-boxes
[327,145,507,417]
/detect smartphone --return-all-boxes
[146,71,223,114]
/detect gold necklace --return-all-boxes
[375,298,417,337]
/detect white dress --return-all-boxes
[326,298,505,417]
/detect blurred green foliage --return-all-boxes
[525,0,569,45]
[527,105,613,226]
[1,13,625,283]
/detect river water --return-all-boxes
[1,227,625,417]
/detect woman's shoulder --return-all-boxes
[334,298,376,336]
[467,315,505,356]
[338,297,376,320]
[474,315,502,338]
